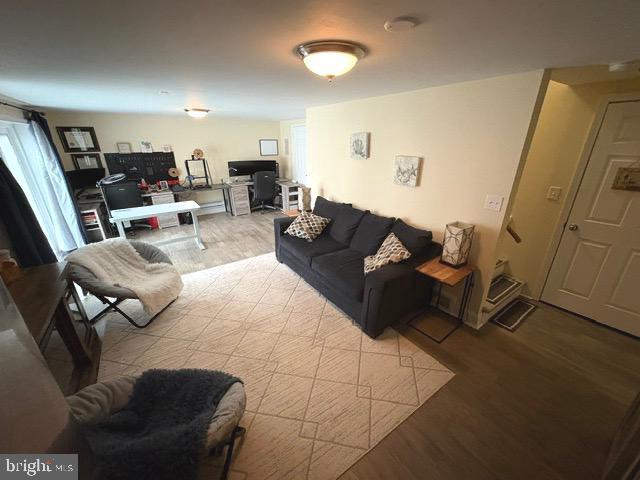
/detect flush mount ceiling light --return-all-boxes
[295,40,367,81]
[184,108,210,118]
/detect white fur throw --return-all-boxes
[67,239,183,316]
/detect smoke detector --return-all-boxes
[384,16,420,32]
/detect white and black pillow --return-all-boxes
[285,211,331,242]
[364,232,411,274]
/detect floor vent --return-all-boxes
[491,299,536,331]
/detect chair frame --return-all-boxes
[86,294,176,329]
[215,426,247,480]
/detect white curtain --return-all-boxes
[10,121,85,259]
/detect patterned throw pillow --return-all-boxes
[364,232,411,274]
[285,211,331,242]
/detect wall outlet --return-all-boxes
[547,186,562,201]
[484,194,504,212]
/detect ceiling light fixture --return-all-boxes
[184,108,210,118]
[295,40,367,81]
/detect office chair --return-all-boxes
[251,171,277,212]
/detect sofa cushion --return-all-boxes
[391,219,433,256]
[350,212,395,255]
[311,249,365,301]
[280,233,347,266]
[329,205,368,245]
[313,196,346,220]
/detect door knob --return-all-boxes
[568,224,578,231]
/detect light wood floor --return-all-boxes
[133,211,284,274]
[341,304,640,480]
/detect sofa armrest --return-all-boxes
[361,262,432,337]
[274,217,295,262]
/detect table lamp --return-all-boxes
[441,221,475,268]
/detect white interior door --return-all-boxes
[290,124,307,184]
[542,100,640,336]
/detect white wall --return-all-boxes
[46,111,284,204]
[499,77,640,297]
[279,118,305,179]
[306,71,546,327]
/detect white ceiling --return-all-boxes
[1,0,639,120]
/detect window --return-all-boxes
[0,120,84,259]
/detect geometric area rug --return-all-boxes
[90,253,454,480]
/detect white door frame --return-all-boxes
[539,91,640,299]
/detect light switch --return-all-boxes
[547,186,562,201]
[484,194,504,212]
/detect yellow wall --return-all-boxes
[306,71,546,327]
[499,77,640,297]
[45,111,284,204]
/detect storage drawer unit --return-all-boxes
[229,185,251,216]
[151,192,179,228]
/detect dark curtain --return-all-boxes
[0,158,56,267]
[29,111,88,243]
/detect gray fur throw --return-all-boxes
[82,368,241,480]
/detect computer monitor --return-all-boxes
[66,168,106,190]
[228,160,278,177]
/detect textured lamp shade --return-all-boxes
[301,187,311,211]
[441,221,475,267]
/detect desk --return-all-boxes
[221,179,304,215]
[110,200,205,250]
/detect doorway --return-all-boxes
[290,124,307,184]
[542,99,640,336]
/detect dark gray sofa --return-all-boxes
[274,196,441,338]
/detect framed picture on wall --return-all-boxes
[56,126,101,153]
[116,142,132,154]
[72,153,103,170]
[259,139,278,156]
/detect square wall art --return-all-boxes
[393,155,422,187]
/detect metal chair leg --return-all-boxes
[88,296,175,329]
[220,426,246,480]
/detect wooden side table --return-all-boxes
[284,209,300,218]
[411,256,476,343]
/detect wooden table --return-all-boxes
[284,209,301,217]
[110,200,205,249]
[411,256,476,343]
[7,262,102,394]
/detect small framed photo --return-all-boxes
[162,144,173,153]
[140,141,153,153]
[259,139,278,156]
[72,153,103,170]
[57,126,100,153]
[116,142,132,154]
